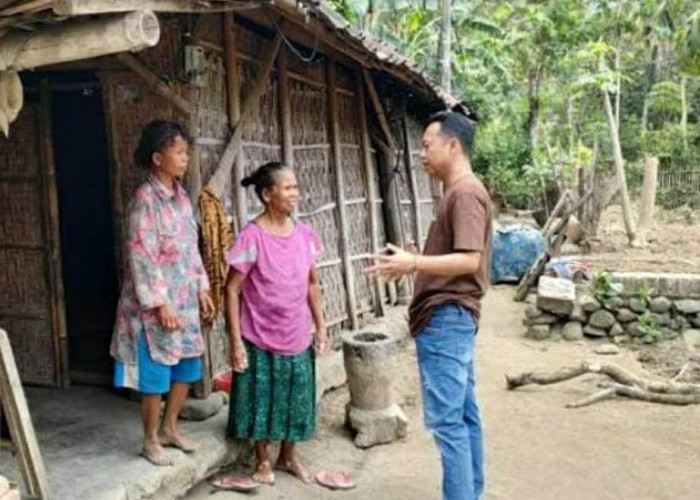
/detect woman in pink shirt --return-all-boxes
[225,161,328,485]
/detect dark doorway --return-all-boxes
[50,73,118,384]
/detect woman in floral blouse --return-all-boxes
[110,120,214,466]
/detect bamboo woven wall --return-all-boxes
[0,105,57,385]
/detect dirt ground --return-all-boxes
[582,204,700,273]
[187,286,700,500]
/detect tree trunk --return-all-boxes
[637,156,659,244]
[641,44,659,132]
[526,55,544,152]
[437,0,452,93]
[680,74,688,148]
[603,91,639,246]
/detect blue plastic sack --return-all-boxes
[490,225,545,284]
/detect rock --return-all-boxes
[626,321,644,337]
[674,299,700,316]
[526,325,552,341]
[661,328,678,340]
[629,298,648,314]
[682,329,700,351]
[612,335,631,345]
[179,392,227,421]
[588,310,616,330]
[594,344,620,355]
[569,302,587,322]
[649,297,672,314]
[673,316,691,332]
[551,323,563,340]
[347,404,408,448]
[525,305,542,319]
[537,276,576,317]
[579,294,602,313]
[691,315,700,328]
[523,312,559,326]
[583,325,607,338]
[603,296,626,312]
[609,322,625,337]
[562,321,583,341]
[617,308,637,323]
[648,312,671,327]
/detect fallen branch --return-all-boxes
[506,361,700,408]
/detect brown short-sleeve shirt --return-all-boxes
[408,174,492,335]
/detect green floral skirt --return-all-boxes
[227,340,316,442]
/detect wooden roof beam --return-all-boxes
[52,0,262,16]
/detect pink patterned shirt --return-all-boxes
[110,176,210,366]
[227,221,323,355]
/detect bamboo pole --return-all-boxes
[116,53,193,115]
[278,47,294,170]
[401,116,423,249]
[362,68,395,150]
[207,32,282,200]
[1,11,161,71]
[356,73,385,317]
[38,80,69,389]
[223,11,246,231]
[327,58,358,330]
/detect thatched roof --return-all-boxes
[0,0,463,110]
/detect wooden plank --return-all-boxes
[0,329,50,499]
[207,32,283,200]
[116,53,193,115]
[278,47,294,170]
[38,81,69,388]
[356,74,385,317]
[327,59,358,330]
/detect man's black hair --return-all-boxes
[134,119,194,169]
[424,111,476,157]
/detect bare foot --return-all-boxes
[159,429,197,453]
[252,460,275,485]
[141,439,174,466]
[276,456,312,484]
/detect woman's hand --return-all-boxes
[199,290,215,322]
[230,337,249,373]
[314,327,330,356]
[155,304,181,331]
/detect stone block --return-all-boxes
[579,294,602,313]
[594,344,620,355]
[629,298,647,314]
[649,297,672,314]
[626,321,644,337]
[589,310,616,330]
[609,323,625,337]
[583,325,607,338]
[617,308,637,323]
[347,404,408,448]
[674,299,700,316]
[603,296,626,312]
[562,322,583,341]
[523,312,559,326]
[569,302,587,322]
[537,276,576,316]
[526,325,552,341]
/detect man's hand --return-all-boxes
[199,290,215,322]
[155,304,182,331]
[365,243,418,281]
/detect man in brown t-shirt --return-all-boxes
[367,111,491,500]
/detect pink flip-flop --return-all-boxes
[315,470,356,490]
[210,475,260,492]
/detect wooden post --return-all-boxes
[223,11,246,232]
[207,33,283,200]
[356,74,385,317]
[278,48,294,170]
[0,330,50,499]
[38,81,69,389]
[184,87,202,207]
[327,59,358,330]
[401,116,423,249]
[637,156,659,239]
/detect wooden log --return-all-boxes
[53,0,261,15]
[116,53,192,115]
[356,73,384,317]
[637,156,659,236]
[278,47,293,170]
[1,11,160,71]
[541,189,570,233]
[38,81,69,388]
[362,68,396,150]
[0,330,50,499]
[0,0,51,16]
[327,58,358,330]
[207,32,283,200]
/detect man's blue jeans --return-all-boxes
[416,304,483,500]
